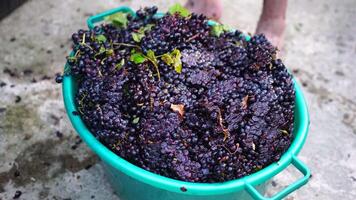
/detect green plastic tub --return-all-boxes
[62,6,311,200]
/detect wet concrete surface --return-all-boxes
[0,0,355,199]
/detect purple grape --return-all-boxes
[60,6,295,183]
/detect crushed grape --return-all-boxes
[62,6,295,183]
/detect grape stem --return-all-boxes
[186,33,200,42]
[82,33,86,44]
[217,144,239,155]
[113,42,141,49]
[217,108,230,141]
[146,57,161,80]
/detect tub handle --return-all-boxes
[86,6,136,29]
[246,156,310,200]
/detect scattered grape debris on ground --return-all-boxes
[1,0,356,199]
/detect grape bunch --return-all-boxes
[59,6,295,183]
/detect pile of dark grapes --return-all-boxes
[60,6,295,183]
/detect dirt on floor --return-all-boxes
[0,0,355,199]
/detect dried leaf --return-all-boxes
[219,156,229,163]
[150,97,154,111]
[170,104,185,117]
[279,129,289,136]
[241,95,249,109]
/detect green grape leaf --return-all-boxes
[174,62,182,73]
[146,50,160,79]
[168,3,190,17]
[130,52,147,64]
[132,32,145,42]
[99,46,106,54]
[95,34,107,43]
[211,25,224,37]
[131,24,155,42]
[211,24,230,37]
[161,53,174,65]
[146,50,157,63]
[141,24,155,32]
[160,49,182,73]
[105,12,129,28]
[171,49,182,73]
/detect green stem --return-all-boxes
[82,33,86,44]
[147,58,161,80]
[113,42,141,48]
[100,57,107,65]
[82,43,93,50]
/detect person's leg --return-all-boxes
[185,0,223,21]
[256,0,287,49]
[185,0,287,48]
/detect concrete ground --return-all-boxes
[0,0,355,199]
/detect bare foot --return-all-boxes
[185,0,223,21]
[256,17,285,49]
[256,0,287,49]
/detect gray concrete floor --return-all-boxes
[0,0,355,199]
